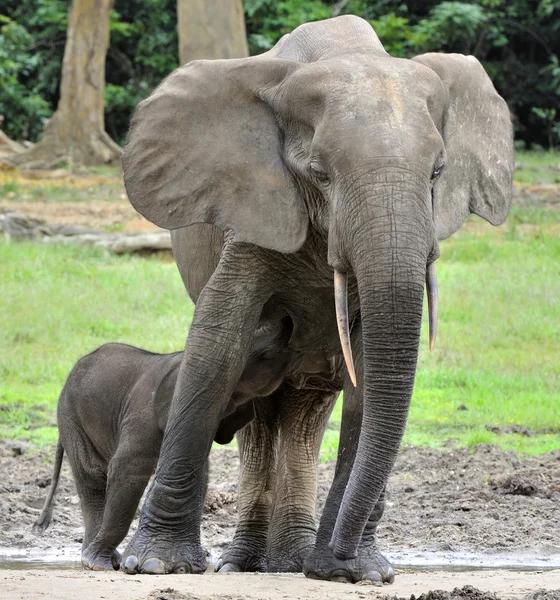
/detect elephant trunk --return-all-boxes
[329,174,433,559]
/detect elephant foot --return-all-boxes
[303,545,394,585]
[215,541,267,573]
[267,539,314,573]
[81,547,121,571]
[121,525,207,575]
[265,520,317,573]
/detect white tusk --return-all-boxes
[334,270,357,387]
[426,262,438,351]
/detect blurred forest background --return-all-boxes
[1,0,559,162]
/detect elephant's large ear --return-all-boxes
[412,53,514,240]
[122,58,307,254]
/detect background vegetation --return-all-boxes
[1,0,559,148]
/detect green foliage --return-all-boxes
[103,0,179,144]
[0,241,191,445]
[1,0,559,146]
[413,2,488,53]
[244,0,331,53]
[0,16,51,141]
[369,14,414,56]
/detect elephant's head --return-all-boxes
[123,15,513,560]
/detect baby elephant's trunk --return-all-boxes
[32,440,64,535]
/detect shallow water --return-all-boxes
[2,548,559,572]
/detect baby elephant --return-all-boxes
[33,319,292,571]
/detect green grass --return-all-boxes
[1,195,559,458]
[408,218,559,455]
[514,150,560,184]
[0,242,191,445]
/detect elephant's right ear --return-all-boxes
[413,53,514,240]
[123,58,307,254]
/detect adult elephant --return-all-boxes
[120,16,513,582]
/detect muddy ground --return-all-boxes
[3,442,560,559]
[1,441,559,598]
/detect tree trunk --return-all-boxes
[177,0,249,64]
[8,0,121,169]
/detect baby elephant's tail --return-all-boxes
[32,440,64,535]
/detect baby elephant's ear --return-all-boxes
[413,53,514,240]
[123,58,307,254]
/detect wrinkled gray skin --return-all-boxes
[120,16,513,582]
[32,329,292,571]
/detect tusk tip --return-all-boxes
[429,335,436,352]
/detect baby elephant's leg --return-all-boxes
[82,430,159,571]
[76,473,107,565]
[62,429,108,566]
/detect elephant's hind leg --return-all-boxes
[216,397,279,573]
[266,383,337,572]
[62,428,109,571]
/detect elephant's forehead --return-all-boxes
[282,56,443,120]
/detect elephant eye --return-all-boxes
[431,159,444,181]
[309,161,330,184]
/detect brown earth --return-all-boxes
[0,200,157,233]
[1,442,559,599]
[2,442,559,560]
[1,572,560,600]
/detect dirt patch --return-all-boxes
[144,588,245,600]
[385,587,560,600]
[512,183,560,210]
[1,442,559,562]
[489,469,560,499]
[383,585,500,600]
[0,200,158,232]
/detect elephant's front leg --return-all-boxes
[122,243,271,575]
[216,398,280,573]
[267,383,338,572]
[304,324,394,584]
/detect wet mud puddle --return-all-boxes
[2,548,560,572]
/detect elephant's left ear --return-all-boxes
[413,53,514,240]
[122,57,307,254]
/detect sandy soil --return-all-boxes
[1,570,559,600]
